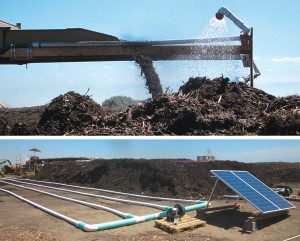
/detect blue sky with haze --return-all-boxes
[0,139,299,164]
[0,0,300,107]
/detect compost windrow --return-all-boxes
[0,77,299,135]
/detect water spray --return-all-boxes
[216,6,250,35]
[215,6,261,85]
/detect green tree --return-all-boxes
[102,96,137,108]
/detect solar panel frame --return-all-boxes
[233,171,294,210]
[211,170,295,214]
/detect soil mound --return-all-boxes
[1,77,300,135]
[35,159,300,199]
[0,106,45,135]
[37,91,105,135]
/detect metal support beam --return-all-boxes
[0,24,256,90]
[197,204,240,213]
[250,28,254,87]
[0,26,250,65]
[207,177,219,208]
[1,44,243,64]
[243,210,289,232]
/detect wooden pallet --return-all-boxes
[155,215,206,234]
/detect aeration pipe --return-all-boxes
[216,6,250,35]
[0,187,208,232]
[3,178,169,210]
[0,180,131,218]
[0,187,79,227]
[16,178,201,204]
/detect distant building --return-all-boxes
[0,20,21,30]
[197,149,215,162]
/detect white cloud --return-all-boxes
[54,73,67,78]
[89,73,97,78]
[271,57,300,63]
[253,56,262,61]
[240,146,300,162]
[266,68,274,72]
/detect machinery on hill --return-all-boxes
[13,156,43,176]
[1,156,43,177]
[0,7,259,98]
[0,159,12,176]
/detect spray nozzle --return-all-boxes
[215,11,224,20]
[215,6,250,35]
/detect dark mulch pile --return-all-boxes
[35,159,300,199]
[1,77,299,135]
[37,91,106,135]
[0,106,45,135]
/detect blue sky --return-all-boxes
[1,0,299,107]
[0,138,299,164]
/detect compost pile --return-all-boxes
[37,91,106,135]
[1,77,300,135]
[35,159,300,199]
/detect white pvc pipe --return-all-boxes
[31,36,241,48]
[0,180,130,218]
[253,62,261,77]
[0,186,208,232]
[0,187,79,226]
[16,178,201,204]
[4,178,168,210]
[216,6,250,35]
[283,235,300,241]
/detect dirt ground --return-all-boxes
[0,179,299,241]
[1,77,300,135]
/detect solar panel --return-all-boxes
[211,170,295,213]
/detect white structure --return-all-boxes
[197,149,215,161]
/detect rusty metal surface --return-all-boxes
[0,24,250,64]
[1,44,243,64]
